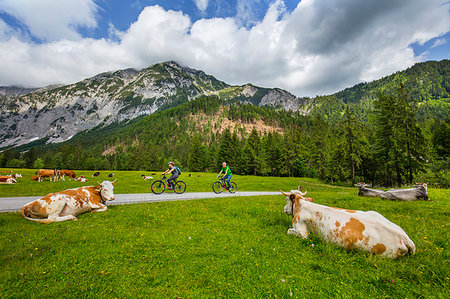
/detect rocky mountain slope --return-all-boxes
[0,61,301,148]
[1,59,448,149]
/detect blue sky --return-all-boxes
[0,0,449,96]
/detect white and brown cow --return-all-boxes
[21,180,116,223]
[281,191,416,259]
[0,176,17,184]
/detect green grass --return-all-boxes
[0,170,449,297]
[0,168,320,197]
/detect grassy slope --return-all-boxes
[0,170,449,297]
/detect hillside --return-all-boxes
[1,60,448,149]
[0,61,302,149]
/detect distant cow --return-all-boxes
[60,170,76,181]
[10,173,22,178]
[108,173,114,177]
[281,191,416,259]
[141,175,153,180]
[92,172,100,177]
[0,176,17,184]
[21,180,116,223]
[381,184,428,201]
[31,175,39,181]
[355,183,385,198]
[38,169,55,182]
[77,177,88,182]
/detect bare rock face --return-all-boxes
[0,61,306,148]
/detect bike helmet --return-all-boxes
[168,161,174,165]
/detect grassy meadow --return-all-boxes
[0,168,319,197]
[0,169,449,297]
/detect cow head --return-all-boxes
[280,190,299,215]
[97,180,116,201]
[414,182,428,191]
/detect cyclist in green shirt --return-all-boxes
[218,162,232,189]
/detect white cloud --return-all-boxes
[431,38,446,49]
[194,0,209,13]
[0,0,99,41]
[0,0,449,96]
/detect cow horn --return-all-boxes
[280,190,290,196]
[112,179,117,185]
[97,181,101,186]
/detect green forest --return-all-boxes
[1,83,448,187]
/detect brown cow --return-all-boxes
[21,180,116,223]
[38,169,55,182]
[60,170,76,181]
[31,175,39,181]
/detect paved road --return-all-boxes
[0,191,281,212]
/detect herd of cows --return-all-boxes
[0,169,118,184]
[1,169,431,259]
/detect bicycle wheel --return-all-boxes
[228,182,237,193]
[174,181,186,194]
[151,180,165,194]
[212,181,223,194]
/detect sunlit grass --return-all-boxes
[0,168,319,197]
[0,176,448,297]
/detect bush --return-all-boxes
[6,159,26,168]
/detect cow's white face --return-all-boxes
[100,181,115,201]
[284,195,293,215]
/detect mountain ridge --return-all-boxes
[1,59,449,149]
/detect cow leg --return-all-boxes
[289,222,309,239]
[90,202,107,212]
[46,201,77,222]
[47,214,77,222]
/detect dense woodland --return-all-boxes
[1,82,448,187]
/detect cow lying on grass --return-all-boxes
[0,176,17,184]
[21,180,116,224]
[381,183,428,201]
[281,191,416,259]
[355,183,386,198]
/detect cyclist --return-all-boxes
[217,162,232,189]
[162,162,180,190]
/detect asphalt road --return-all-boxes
[0,191,281,212]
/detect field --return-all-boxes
[0,169,324,197]
[0,169,449,297]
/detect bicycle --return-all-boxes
[151,174,186,194]
[212,175,237,194]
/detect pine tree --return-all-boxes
[188,134,204,172]
[339,105,369,183]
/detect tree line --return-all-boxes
[1,86,448,187]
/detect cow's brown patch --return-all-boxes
[331,206,357,213]
[29,202,48,217]
[315,211,323,221]
[371,243,386,254]
[335,221,340,227]
[338,217,366,248]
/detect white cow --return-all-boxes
[21,180,116,223]
[281,191,416,259]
